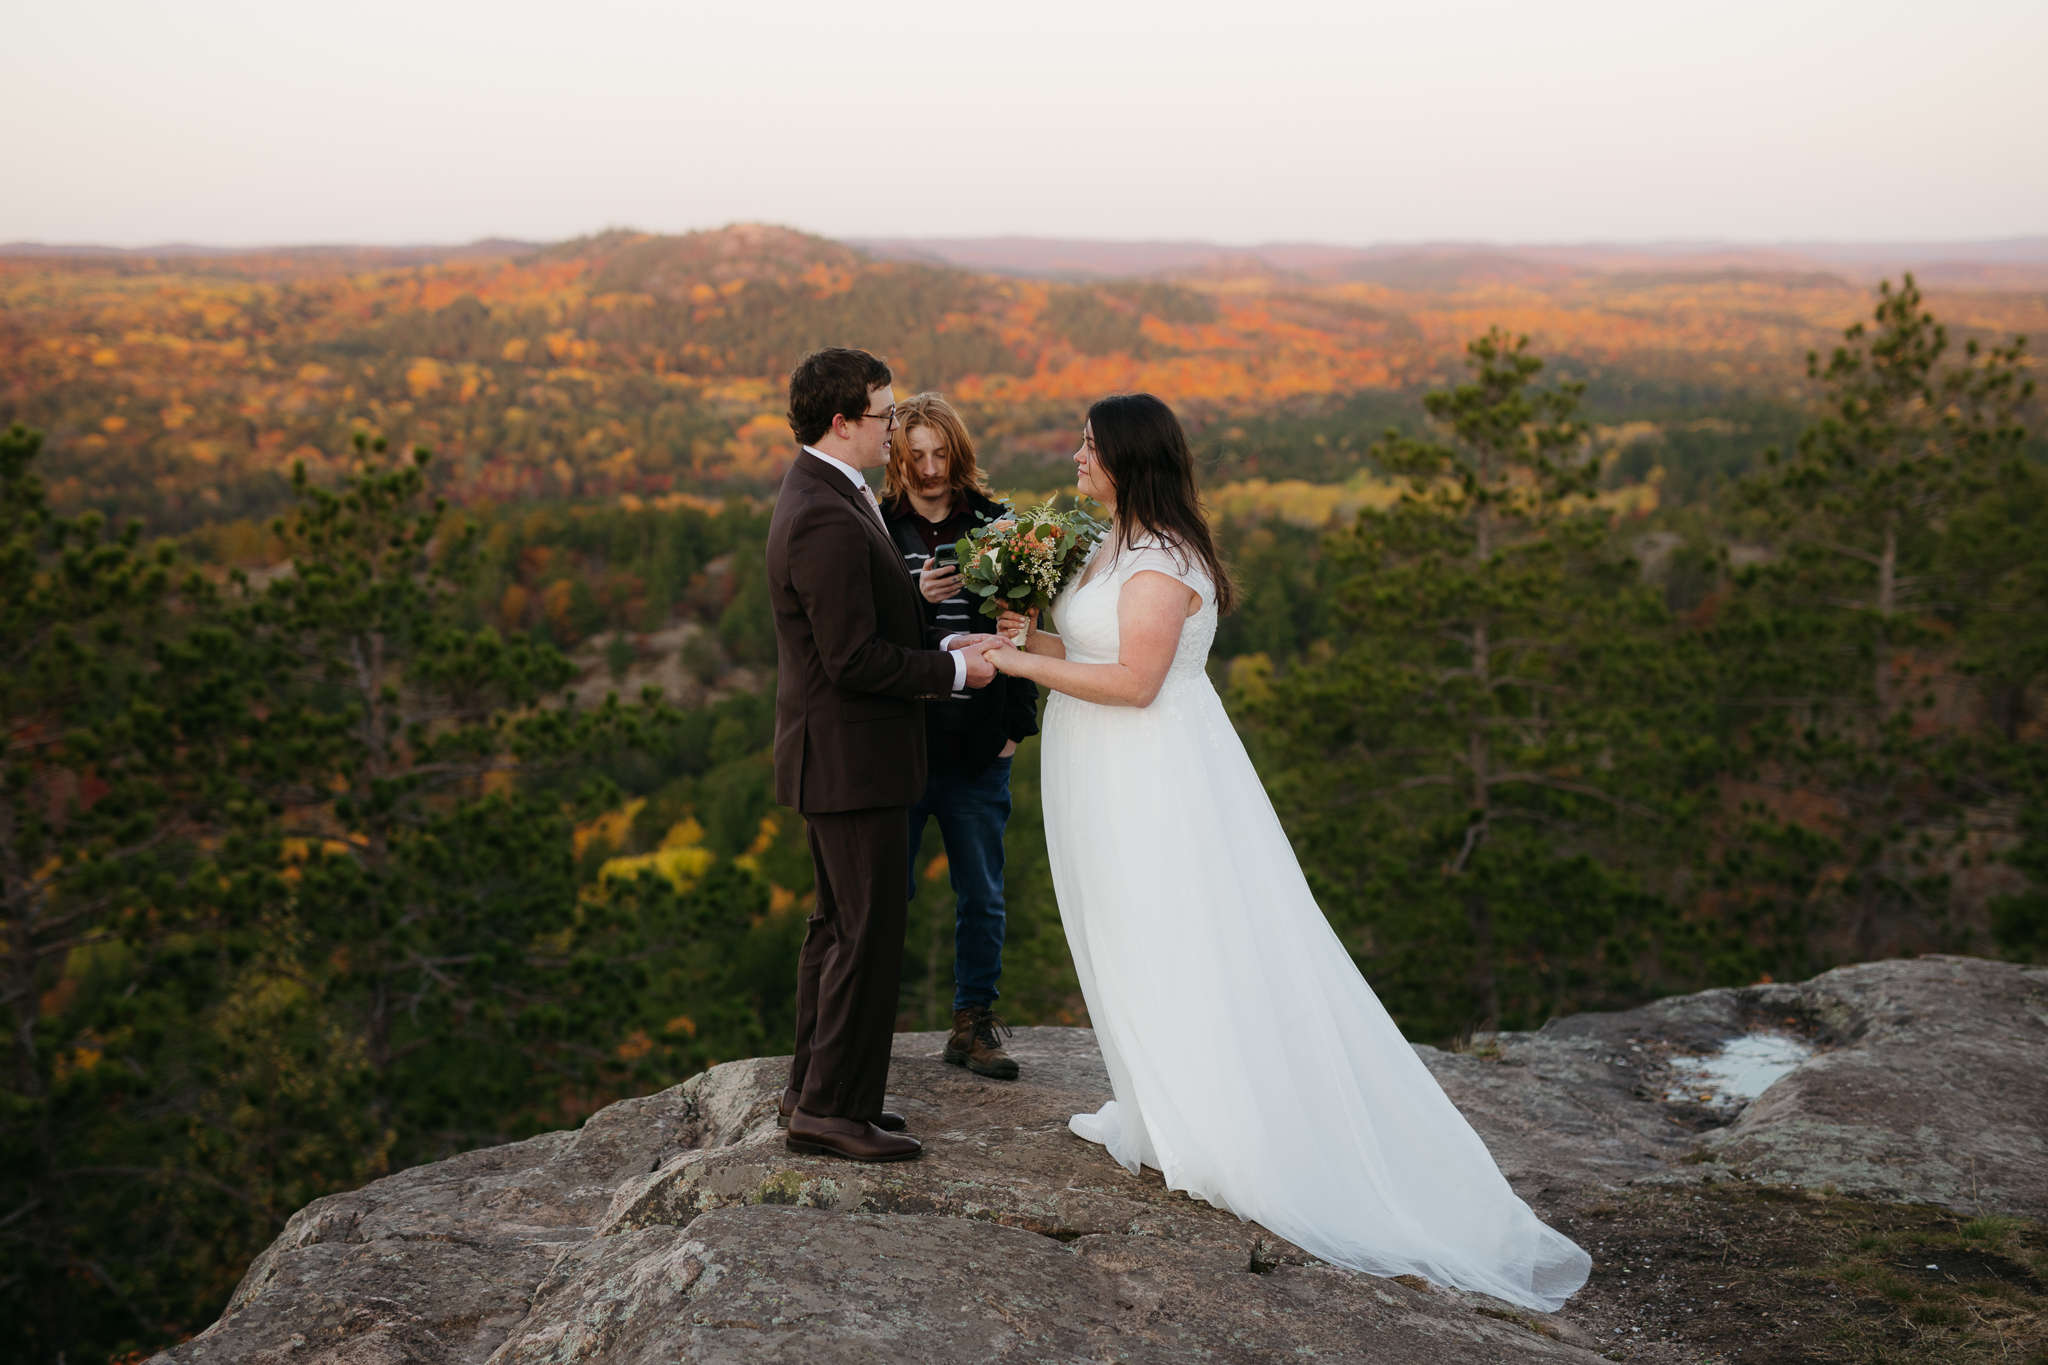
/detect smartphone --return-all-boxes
[932,542,959,569]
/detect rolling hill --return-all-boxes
[3,225,2042,529]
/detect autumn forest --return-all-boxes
[4,227,2047,1360]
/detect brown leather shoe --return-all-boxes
[777,1087,905,1132]
[944,1006,1020,1080]
[785,1108,921,1163]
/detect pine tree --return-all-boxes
[0,423,256,1356]
[219,436,696,1154]
[1722,278,2033,960]
[1244,333,1706,1037]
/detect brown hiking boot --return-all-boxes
[944,1006,1020,1080]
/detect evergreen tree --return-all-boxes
[219,436,699,1156]
[1243,334,1708,1037]
[0,423,262,1356]
[1721,278,2034,960]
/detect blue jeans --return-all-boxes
[905,757,1013,1011]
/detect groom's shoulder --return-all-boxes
[773,457,835,517]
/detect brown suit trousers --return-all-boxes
[766,451,957,1119]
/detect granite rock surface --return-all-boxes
[156,955,2048,1364]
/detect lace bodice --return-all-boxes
[1051,537,1218,686]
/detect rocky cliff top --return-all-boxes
[160,956,2048,1364]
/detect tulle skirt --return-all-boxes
[1041,673,1591,1312]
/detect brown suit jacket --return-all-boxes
[769,450,956,813]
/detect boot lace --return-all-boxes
[973,1008,1012,1049]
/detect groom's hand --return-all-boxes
[960,646,998,689]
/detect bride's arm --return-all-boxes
[986,572,1194,708]
[995,608,1064,660]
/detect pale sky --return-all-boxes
[5,0,2044,249]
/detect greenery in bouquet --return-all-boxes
[957,496,1108,629]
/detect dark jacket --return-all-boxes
[768,452,955,813]
[881,487,1041,775]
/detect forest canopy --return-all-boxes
[1,246,2044,1363]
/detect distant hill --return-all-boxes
[0,238,542,265]
[3,224,2043,530]
[852,235,2048,289]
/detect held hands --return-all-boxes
[980,639,1027,676]
[948,632,1009,689]
[982,607,1038,676]
[961,647,997,689]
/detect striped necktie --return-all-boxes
[859,483,887,530]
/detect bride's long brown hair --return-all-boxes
[1087,393,1236,614]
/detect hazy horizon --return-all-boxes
[8,229,2048,256]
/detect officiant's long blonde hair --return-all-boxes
[880,393,992,505]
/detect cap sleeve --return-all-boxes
[1117,537,1212,606]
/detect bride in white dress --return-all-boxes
[981,394,1590,1313]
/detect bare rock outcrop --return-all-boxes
[156,956,2048,1364]
[1426,953,2048,1214]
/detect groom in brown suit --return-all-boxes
[769,347,1001,1163]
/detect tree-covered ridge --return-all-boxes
[3,275,2044,1363]
[7,225,2044,530]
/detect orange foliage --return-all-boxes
[5,226,2042,528]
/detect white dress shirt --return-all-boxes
[801,445,970,692]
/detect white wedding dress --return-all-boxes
[1041,537,1591,1313]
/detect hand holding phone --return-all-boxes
[921,543,963,604]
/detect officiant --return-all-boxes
[879,393,1038,1082]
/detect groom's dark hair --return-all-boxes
[788,347,893,446]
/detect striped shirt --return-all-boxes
[886,497,976,705]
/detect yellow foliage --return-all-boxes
[923,854,950,883]
[91,347,119,367]
[101,415,127,433]
[597,817,713,891]
[664,1014,698,1037]
[501,337,529,362]
[732,814,781,874]
[615,1029,655,1062]
[599,843,714,893]
[1207,475,1402,528]
[1227,653,1275,706]
[54,1033,105,1083]
[573,797,646,859]
[405,358,443,398]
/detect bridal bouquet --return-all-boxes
[956,498,1108,646]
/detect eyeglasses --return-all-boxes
[858,406,898,430]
